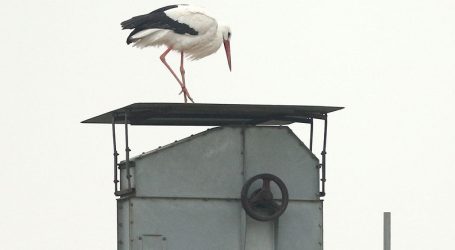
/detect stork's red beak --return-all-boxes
[223,39,231,71]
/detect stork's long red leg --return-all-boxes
[159,47,189,103]
[180,52,194,103]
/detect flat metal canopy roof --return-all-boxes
[82,103,343,126]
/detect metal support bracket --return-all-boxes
[319,115,328,197]
[124,112,132,191]
[309,118,314,152]
[112,114,119,194]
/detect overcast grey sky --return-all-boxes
[1,0,454,249]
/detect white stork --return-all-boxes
[121,4,232,103]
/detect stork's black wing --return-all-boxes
[121,5,198,44]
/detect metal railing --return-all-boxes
[112,112,134,196]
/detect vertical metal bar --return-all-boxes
[384,212,391,250]
[320,115,328,196]
[240,128,247,250]
[124,112,132,190]
[112,114,119,194]
[320,203,324,249]
[310,118,314,152]
[273,219,279,250]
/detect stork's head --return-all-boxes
[220,25,232,71]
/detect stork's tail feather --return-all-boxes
[121,15,148,30]
[121,15,151,44]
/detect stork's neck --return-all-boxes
[183,23,230,60]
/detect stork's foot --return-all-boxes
[179,86,195,103]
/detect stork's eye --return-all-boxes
[228,32,231,38]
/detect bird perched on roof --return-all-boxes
[121,4,232,103]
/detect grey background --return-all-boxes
[1,0,454,249]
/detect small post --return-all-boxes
[384,212,391,250]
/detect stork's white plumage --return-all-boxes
[121,4,232,103]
